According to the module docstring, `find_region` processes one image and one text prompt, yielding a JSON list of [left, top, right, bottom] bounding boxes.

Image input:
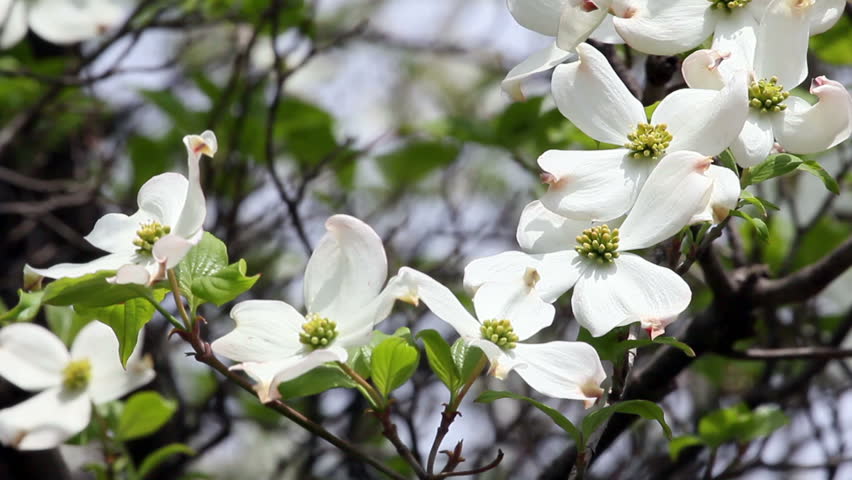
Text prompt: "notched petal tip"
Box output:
[[183, 130, 218, 158], [523, 267, 540, 289], [22, 265, 43, 292]]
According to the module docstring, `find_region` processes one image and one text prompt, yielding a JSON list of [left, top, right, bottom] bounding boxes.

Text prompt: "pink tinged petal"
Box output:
[[572, 253, 691, 337], [730, 112, 775, 167], [551, 43, 645, 145], [0, 387, 91, 450], [538, 148, 651, 222], [27, 251, 139, 280], [555, 0, 611, 51], [211, 300, 306, 364], [472, 277, 555, 341], [396, 267, 481, 339], [174, 131, 217, 239], [507, 0, 570, 35], [137, 172, 189, 227], [0, 0, 29, 49], [654, 71, 749, 157], [108, 264, 151, 286], [710, 11, 758, 72], [84, 210, 151, 254], [152, 234, 194, 269], [28, 0, 130, 45], [511, 342, 606, 400], [0, 323, 68, 391], [502, 42, 575, 101], [71, 321, 154, 404], [681, 50, 729, 90], [702, 165, 741, 224], [612, 0, 715, 55], [468, 338, 517, 380], [754, 0, 810, 87], [304, 215, 388, 322], [517, 200, 591, 254], [618, 151, 713, 251], [807, 0, 844, 35], [464, 250, 584, 304], [588, 14, 623, 43], [772, 77, 852, 155]]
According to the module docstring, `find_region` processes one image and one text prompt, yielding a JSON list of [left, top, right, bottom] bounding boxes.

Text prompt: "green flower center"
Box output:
[[133, 221, 171, 255], [575, 225, 620, 264], [708, 0, 752, 11], [749, 77, 790, 113], [62, 359, 92, 391], [624, 123, 672, 160], [480, 319, 519, 350], [299, 314, 338, 350]]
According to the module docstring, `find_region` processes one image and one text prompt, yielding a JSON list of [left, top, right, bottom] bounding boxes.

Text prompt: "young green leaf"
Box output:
[[743, 153, 802, 185], [371, 336, 420, 398], [76, 292, 164, 367], [40, 271, 153, 308], [717, 150, 738, 173], [451, 338, 485, 381], [0, 289, 44, 324], [117, 392, 177, 441], [277, 365, 358, 400], [137, 443, 195, 479], [476, 390, 582, 447], [731, 210, 769, 243], [581, 400, 672, 442], [176, 232, 258, 313], [417, 330, 461, 392], [669, 435, 705, 461], [189, 259, 259, 307], [798, 159, 840, 194], [653, 336, 696, 357]]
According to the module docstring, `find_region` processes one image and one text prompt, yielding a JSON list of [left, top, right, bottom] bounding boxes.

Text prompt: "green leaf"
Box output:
[[417, 330, 460, 392], [451, 338, 485, 381], [476, 390, 582, 447], [743, 153, 802, 185], [731, 210, 769, 243], [717, 150, 738, 173], [190, 259, 259, 307], [669, 435, 705, 461], [45, 305, 90, 346], [277, 365, 358, 400], [581, 400, 672, 442], [117, 392, 177, 441], [643, 100, 661, 120], [739, 190, 767, 217], [0, 289, 44, 324], [653, 336, 696, 357], [798, 159, 840, 195], [137, 443, 195, 479], [76, 291, 165, 367], [698, 404, 749, 447], [41, 271, 153, 308], [376, 141, 460, 187], [348, 328, 410, 379], [495, 97, 545, 148], [370, 336, 420, 398], [735, 405, 789, 443]]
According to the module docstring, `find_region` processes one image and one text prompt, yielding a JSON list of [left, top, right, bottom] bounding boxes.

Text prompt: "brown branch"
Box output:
[[728, 346, 852, 360]]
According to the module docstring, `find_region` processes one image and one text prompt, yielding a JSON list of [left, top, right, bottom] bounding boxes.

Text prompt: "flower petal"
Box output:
[[502, 42, 575, 101], [618, 151, 713, 251], [681, 49, 728, 90], [152, 234, 194, 269], [137, 172, 189, 227], [612, 0, 715, 55], [28, 0, 129, 45], [304, 215, 388, 322], [807, 0, 844, 35], [0, 0, 29, 49], [701, 165, 741, 224], [472, 276, 555, 341], [464, 250, 583, 303], [517, 200, 591, 254], [511, 341, 606, 400], [212, 300, 306, 364], [730, 112, 775, 167], [653, 71, 749, 157], [469, 338, 518, 380], [84, 210, 151, 254], [71, 321, 154, 404], [772, 77, 852, 155], [396, 267, 481, 339], [335, 273, 415, 348], [108, 264, 151, 286], [538, 148, 651, 221], [555, 0, 611, 51], [27, 251, 138, 280], [236, 347, 347, 403], [507, 0, 569, 35], [0, 387, 91, 451], [588, 14, 623, 43], [753, 0, 810, 88], [0, 323, 67, 391], [551, 43, 645, 145], [173, 131, 217, 239], [572, 253, 691, 337], [711, 11, 757, 72]]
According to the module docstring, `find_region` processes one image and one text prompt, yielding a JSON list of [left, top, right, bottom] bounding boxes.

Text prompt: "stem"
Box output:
[[90, 405, 116, 480], [337, 361, 385, 410], [167, 269, 191, 328], [704, 447, 718, 480], [144, 295, 184, 330], [426, 354, 489, 475]]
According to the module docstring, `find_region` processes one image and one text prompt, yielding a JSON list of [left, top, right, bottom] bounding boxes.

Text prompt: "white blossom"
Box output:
[[0, 0, 133, 49]]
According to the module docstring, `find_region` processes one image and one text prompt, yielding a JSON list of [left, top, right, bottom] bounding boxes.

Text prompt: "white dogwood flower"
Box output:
[[466, 151, 715, 338], [397, 266, 607, 405], [211, 215, 411, 403], [0, 0, 132, 49], [682, 2, 852, 167], [27, 131, 217, 282], [0, 321, 154, 450], [540, 42, 747, 222]]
